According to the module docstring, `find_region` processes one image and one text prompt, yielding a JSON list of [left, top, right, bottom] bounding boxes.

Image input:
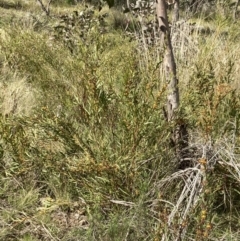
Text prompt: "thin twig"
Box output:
[[36, 0, 52, 16], [40, 221, 61, 241], [233, 0, 240, 20], [109, 200, 135, 207]]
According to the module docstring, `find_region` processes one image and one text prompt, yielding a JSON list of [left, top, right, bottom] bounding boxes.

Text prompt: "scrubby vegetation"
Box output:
[[0, 0, 240, 240]]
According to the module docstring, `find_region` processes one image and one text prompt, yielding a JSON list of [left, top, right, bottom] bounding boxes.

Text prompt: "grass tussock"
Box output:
[[0, 1, 240, 240]]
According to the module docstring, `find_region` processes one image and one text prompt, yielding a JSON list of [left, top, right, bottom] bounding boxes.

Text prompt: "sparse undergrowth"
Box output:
[[0, 1, 240, 240]]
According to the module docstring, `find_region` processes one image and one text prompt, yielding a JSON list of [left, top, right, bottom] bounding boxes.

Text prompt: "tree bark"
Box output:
[[156, 0, 178, 121], [156, 0, 189, 169]]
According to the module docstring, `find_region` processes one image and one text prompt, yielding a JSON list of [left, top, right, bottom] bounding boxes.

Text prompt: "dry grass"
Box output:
[[0, 75, 38, 116], [0, 1, 240, 240]]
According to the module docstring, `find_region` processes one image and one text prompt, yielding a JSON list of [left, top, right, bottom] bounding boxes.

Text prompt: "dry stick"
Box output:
[[36, 0, 52, 16], [156, 0, 189, 168], [233, 0, 240, 20], [46, 0, 52, 13], [189, 0, 203, 14]]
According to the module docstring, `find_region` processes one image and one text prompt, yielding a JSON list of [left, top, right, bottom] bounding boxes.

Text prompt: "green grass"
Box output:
[[0, 1, 240, 240]]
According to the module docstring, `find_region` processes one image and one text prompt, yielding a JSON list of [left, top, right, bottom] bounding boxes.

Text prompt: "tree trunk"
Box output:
[[156, 0, 189, 169], [156, 0, 178, 121]]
